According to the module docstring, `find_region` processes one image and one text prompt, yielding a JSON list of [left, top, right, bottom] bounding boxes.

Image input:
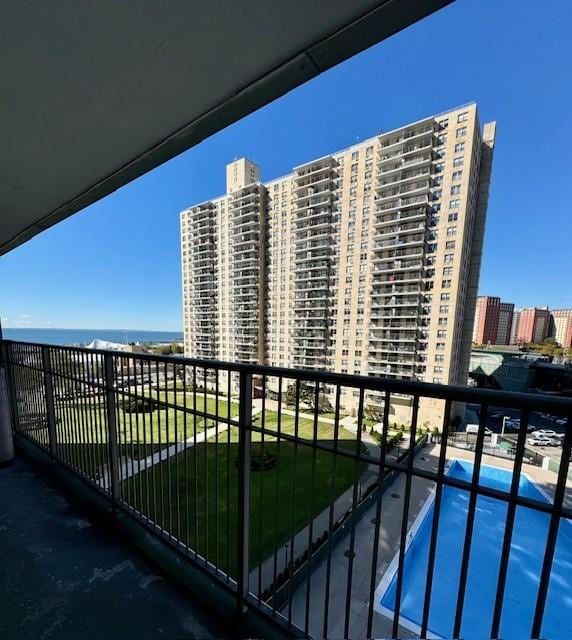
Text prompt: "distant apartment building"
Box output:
[[496, 302, 515, 345], [472, 297, 514, 345], [549, 309, 572, 348], [181, 104, 496, 424], [510, 309, 520, 344], [472, 296, 500, 344], [516, 307, 550, 344]]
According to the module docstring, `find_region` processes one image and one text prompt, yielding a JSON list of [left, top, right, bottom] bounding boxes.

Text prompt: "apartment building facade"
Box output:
[[181, 104, 496, 424], [516, 307, 550, 344], [472, 296, 514, 345], [549, 309, 572, 349], [472, 296, 501, 344]]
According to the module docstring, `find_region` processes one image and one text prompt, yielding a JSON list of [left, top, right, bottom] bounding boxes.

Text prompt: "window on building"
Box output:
[[456, 126, 467, 138], [439, 305, 449, 313], [457, 112, 469, 123], [452, 170, 463, 181], [351, 151, 359, 160], [441, 280, 451, 288], [440, 293, 450, 301], [437, 330, 447, 338], [446, 226, 456, 236], [450, 199, 460, 209], [445, 240, 456, 250], [453, 156, 464, 167], [443, 266, 453, 276], [448, 212, 458, 222], [450, 185, 461, 195]]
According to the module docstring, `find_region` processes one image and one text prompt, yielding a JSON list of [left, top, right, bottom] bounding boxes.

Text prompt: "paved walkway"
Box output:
[[248, 463, 379, 594], [100, 405, 261, 487]]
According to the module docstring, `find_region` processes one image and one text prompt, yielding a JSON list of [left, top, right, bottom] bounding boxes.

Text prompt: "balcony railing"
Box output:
[[2, 339, 572, 639]]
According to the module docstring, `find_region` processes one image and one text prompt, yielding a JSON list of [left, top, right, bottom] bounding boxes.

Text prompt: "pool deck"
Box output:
[[286, 442, 569, 639], [0, 456, 232, 639]]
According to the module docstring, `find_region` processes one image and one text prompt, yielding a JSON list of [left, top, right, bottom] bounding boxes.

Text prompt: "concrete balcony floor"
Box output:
[[0, 456, 231, 639]]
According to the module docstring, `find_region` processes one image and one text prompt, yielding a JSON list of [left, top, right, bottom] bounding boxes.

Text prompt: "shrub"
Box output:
[[122, 397, 155, 413]]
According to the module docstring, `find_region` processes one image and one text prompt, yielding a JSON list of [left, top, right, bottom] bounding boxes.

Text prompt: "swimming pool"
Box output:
[[376, 459, 572, 639]]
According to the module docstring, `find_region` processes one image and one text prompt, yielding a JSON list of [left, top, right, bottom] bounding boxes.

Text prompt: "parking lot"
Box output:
[[467, 404, 568, 465]]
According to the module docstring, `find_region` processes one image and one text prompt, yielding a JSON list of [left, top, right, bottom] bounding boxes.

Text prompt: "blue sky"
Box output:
[[1, 0, 571, 331]]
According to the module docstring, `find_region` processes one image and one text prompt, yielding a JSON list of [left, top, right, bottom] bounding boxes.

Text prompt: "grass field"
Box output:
[[50, 391, 239, 477], [123, 409, 368, 577]]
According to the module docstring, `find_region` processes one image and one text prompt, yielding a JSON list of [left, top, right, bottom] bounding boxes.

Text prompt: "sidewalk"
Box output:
[[248, 462, 379, 594], [100, 405, 262, 487]]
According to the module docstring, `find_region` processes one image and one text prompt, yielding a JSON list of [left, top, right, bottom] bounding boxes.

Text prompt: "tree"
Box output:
[[529, 337, 563, 360], [364, 404, 383, 423], [285, 383, 297, 407]]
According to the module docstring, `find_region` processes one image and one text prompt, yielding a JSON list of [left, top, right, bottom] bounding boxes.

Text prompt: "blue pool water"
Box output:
[[379, 460, 572, 639]]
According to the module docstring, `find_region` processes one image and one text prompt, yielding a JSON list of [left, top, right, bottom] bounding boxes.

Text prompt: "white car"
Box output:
[[531, 429, 559, 438], [527, 436, 552, 447], [555, 418, 567, 426]]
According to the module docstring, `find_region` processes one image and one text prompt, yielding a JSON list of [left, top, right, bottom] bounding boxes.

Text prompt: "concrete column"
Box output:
[[0, 366, 14, 464]]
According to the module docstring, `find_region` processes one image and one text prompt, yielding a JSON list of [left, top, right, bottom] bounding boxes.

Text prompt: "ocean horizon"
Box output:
[[1, 327, 183, 347]]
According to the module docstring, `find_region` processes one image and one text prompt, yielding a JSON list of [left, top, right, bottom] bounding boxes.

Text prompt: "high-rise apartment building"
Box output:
[[472, 296, 514, 345], [496, 302, 515, 345], [549, 309, 572, 349], [516, 307, 550, 344], [181, 104, 496, 424], [510, 310, 521, 344], [472, 296, 501, 344]]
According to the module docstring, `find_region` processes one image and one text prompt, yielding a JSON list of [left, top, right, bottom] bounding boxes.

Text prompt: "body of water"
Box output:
[[2, 328, 183, 346], [378, 459, 572, 639]]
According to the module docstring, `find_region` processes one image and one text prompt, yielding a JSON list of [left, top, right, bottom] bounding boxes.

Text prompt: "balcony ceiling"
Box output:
[[0, 0, 451, 256]]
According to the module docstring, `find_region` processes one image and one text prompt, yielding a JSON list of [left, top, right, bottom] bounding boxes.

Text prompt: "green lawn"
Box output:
[[123, 411, 368, 577], [51, 391, 239, 479]]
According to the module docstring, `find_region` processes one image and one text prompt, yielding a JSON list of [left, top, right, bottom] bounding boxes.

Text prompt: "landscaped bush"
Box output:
[[122, 397, 156, 413]]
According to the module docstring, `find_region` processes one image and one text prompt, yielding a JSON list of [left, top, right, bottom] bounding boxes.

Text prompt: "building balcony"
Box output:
[[2, 340, 571, 640]]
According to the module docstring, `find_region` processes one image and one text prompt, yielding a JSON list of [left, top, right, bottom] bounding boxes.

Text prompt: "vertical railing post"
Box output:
[[41, 346, 58, 460], [0, 341, 15, 463], [236, 368, 253, 615], [104, 353, 121, 508], [2, 341, 19, 433]]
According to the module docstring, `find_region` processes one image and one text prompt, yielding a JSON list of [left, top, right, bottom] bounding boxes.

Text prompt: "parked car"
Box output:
[[531, 429, 559, 438], [527, 436, 552, 447], [548, 437, 563, 447], [465, 424, 493, 435], [555, 418, 567, 426]]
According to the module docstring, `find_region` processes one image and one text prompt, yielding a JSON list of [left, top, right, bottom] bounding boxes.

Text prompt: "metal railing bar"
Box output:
[[530, 412, 572, 639], [490, 408, 530, 638], [286, 378, 301, 625], [303, 381, 321, 635], [452, 402, 489, 638], [344, 386, 366, 639], [270, 374, 283, 608], [392, 394, 419, 637], [4, 339, 572, 414], [420, 398, 452, 638], [366, 390, 392, 638], [322, 383, 342, 638]]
